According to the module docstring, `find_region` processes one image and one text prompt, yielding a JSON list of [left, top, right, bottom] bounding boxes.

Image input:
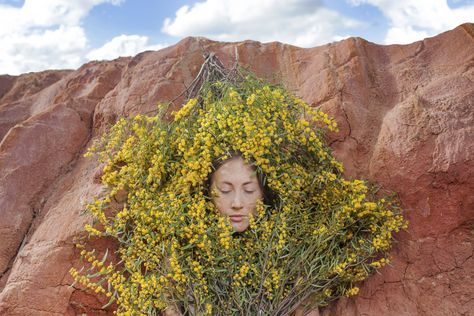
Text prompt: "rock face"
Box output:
[[0, 24, 473, 315]]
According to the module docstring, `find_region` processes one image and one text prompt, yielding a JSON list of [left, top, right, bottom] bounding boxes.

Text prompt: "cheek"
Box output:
[[244, 193, 262, 211], [213, 196, 229, 214], [250, 190, 263, 203]]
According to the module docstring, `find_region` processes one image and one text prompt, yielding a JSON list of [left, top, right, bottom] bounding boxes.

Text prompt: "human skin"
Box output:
[[210, 156, 263, 232]]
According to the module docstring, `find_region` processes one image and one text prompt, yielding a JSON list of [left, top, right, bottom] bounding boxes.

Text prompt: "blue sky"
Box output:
[[0, 0, 473, 75]]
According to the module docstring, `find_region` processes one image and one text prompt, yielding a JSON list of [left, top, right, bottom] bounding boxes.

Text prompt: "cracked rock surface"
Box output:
[[0, 23, 473, 315]]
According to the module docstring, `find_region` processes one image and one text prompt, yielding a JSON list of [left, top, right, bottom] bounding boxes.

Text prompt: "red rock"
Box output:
[[0, 23, 473, 315]]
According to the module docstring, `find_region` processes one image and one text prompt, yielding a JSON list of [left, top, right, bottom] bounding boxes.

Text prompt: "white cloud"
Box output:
[[349, 0, 474, 44], [162, 0, 363, 48], [384, 26, 429, 45], [86, 35, 168, 61], [0, 0, 125, 75], [1, 25, 87, 75]]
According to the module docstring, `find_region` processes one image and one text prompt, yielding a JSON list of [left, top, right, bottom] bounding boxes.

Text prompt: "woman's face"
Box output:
[[210, 156, 263, 232]]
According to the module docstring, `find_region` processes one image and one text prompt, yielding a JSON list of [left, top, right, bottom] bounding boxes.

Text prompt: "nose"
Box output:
[[231, 192, 243, 210]]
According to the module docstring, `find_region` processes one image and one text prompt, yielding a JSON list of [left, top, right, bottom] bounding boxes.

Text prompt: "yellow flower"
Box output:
[[345, 287, 359, 297]]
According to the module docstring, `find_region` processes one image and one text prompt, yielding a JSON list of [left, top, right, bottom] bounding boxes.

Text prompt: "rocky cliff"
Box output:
[[0, 23, 473, 315]]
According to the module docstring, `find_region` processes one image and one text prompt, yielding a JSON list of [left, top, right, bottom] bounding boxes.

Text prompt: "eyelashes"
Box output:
[[218, 189, 256, 194]]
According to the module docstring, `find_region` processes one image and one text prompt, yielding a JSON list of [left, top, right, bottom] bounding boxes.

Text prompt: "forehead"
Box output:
[[212, 157, 258, 183]]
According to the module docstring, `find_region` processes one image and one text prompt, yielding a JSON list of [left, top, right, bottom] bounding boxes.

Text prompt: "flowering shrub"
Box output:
[[70, 74, 407, 315]]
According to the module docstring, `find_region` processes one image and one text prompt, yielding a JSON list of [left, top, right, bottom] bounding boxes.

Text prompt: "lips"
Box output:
[[229, 215, 245, 223]]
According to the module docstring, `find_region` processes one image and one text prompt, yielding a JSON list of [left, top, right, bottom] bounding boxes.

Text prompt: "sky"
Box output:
[[0, 0, 473, 75]]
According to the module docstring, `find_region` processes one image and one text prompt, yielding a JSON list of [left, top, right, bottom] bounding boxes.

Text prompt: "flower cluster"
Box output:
[[71, 74, 407, 315]]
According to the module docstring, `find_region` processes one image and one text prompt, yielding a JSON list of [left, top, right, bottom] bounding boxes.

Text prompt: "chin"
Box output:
[[231, 222, 249, 233]]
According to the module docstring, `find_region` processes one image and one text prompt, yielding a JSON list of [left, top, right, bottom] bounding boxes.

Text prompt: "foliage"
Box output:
[[70, 72, 407, 316]]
